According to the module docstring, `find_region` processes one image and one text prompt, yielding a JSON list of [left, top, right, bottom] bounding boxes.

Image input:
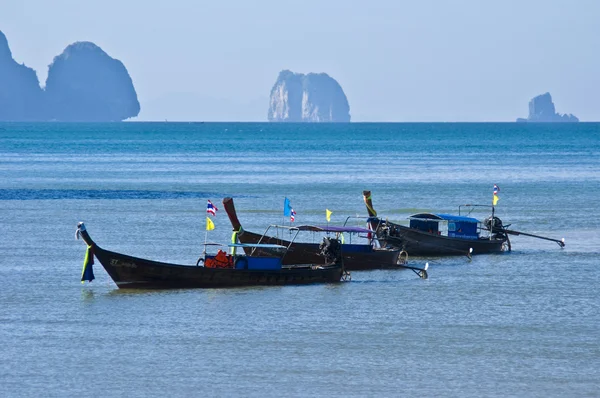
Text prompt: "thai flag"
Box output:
[[206, 200, 218, 216], [493, 184, 499, 195], [290, 209, 296, 222]]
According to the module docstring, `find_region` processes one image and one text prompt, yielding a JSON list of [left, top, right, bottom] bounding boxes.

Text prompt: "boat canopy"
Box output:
[[409, 213, 479, 223], [295, 225, 372, 234], [408, 213, 479, 239]]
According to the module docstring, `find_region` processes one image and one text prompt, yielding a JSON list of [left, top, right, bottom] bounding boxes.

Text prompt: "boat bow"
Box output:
[[76, 222, 96, 249]]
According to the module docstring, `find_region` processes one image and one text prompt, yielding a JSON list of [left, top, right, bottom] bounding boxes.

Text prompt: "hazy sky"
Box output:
[[1, 0, 599, 121]]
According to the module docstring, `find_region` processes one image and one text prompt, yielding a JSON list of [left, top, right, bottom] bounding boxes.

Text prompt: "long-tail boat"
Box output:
[[223, 197, 428, 278], [363, 190, 564, 256], [75, 222, 346, 289]]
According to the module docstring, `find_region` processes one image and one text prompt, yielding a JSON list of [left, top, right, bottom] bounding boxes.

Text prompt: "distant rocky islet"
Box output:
[[268, 70, 351, 122], [0, 30, 139, 122], [516, 92, 578, 123], [0, 31, 45, 121], [0, 30, 585, 123]]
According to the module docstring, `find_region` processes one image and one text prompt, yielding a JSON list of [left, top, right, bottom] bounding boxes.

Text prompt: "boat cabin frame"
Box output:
[[256, 223, 378, 247]]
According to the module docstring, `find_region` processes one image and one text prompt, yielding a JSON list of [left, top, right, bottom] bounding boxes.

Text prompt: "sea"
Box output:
[[0, 122, 599, 397]]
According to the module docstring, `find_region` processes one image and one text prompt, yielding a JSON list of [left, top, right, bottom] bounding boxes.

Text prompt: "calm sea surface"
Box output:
[[1, 122, 599, 397]]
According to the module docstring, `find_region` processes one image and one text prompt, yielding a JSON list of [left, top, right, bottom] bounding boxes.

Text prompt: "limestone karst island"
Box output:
[[0, 30, 139, 122], [517, 92, 578, 123], [268, 70, 351, 122]]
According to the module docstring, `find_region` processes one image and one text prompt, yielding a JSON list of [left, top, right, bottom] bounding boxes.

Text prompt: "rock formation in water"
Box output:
[[268, 70, 350, 122], [0, 31, 139, 122], [45, 42, 140, 121], [516, 92, 578, 123], [0, 31, 45, 121]]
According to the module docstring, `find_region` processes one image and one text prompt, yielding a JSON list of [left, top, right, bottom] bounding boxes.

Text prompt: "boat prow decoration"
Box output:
[[77, 222, 96, 283], [363, 190, 379, 232], [223, 197, 243, 232]]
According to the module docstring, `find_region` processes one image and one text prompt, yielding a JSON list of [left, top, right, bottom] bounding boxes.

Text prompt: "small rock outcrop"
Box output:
[[268, 70, 350, 122], [516, 92, 578, 123], [0, 31, 45, 121], [0, 31, 139, 122], [45, 42, 140, 121]]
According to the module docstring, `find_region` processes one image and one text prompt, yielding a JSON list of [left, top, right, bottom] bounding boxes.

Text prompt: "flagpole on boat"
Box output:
[[490, 198, 494, 241], [490, 184, 498, 240], [283, 197, 289, 228], [204, 200, 217, 257], [204, 216, 212, 259], [203, 201, 207, 258], [326, 209, 332, 237], [203, 228, 208, 258]]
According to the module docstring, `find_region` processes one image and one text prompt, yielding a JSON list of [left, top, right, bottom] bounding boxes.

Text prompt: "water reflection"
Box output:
[[80, 287, 96, 302]]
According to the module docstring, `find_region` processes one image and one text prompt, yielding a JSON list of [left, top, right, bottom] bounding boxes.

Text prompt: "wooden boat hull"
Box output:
[[76, 225, 343, 289], [363, 190, 508, 256], [222, 197, 402, 270], [233, 229, 402, 270], [374, 223, 506, 256], [93, 246, 342, 289]]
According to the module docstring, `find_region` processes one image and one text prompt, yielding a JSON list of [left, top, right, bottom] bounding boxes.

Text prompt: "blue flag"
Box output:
[[284, 197, 292, 217]]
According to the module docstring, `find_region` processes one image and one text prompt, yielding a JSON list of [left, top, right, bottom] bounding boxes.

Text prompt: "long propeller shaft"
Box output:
[[502, 228, 565, 247], [484, 227, 565, 247]]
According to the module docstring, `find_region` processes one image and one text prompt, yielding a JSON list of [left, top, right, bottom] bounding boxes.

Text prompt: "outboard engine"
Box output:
[[484, 216, 507, 239], [382, 223, 399, 237], [319, 237, 342, 265], [484, 216, 503, 230]]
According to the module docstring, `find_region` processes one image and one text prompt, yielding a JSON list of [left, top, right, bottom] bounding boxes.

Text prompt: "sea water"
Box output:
[[0, 122, 599, 397]]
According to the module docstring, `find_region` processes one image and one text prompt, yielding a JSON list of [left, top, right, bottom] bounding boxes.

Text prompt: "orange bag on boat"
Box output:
[[214, 250, 232, 268], [204, 258, 216, 268]]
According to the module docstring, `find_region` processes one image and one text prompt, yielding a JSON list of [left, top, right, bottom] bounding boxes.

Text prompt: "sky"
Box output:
[[1, 0, 599, 122]]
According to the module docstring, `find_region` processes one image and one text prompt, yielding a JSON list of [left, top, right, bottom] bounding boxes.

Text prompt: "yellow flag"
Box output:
[[326, 209, 332, 222], [206, 217, 215, 231], [493, 195, 499, 206]]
